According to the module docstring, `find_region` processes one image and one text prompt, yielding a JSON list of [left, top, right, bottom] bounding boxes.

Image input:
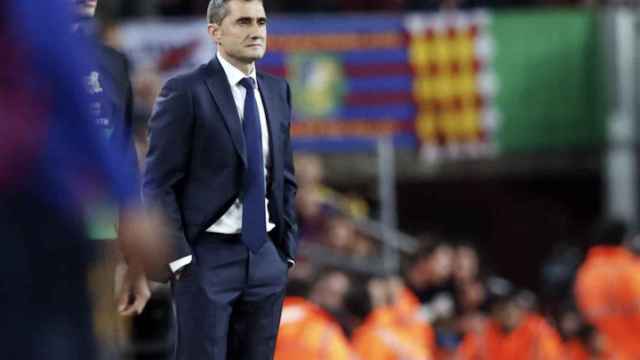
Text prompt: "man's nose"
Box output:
[[248, 33, 264, 42], [248, 23, 265, 35]]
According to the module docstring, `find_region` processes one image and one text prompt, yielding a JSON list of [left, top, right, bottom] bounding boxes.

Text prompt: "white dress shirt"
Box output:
[[169, 53, 277, 273]]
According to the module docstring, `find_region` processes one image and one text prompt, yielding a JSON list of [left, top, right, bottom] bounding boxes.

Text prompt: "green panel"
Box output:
[[86, 201, 118, 241], [492, 10, 605, 153]]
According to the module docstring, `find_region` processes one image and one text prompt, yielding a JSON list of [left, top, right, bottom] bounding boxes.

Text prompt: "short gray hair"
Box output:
[[207, 0, 263, 25]]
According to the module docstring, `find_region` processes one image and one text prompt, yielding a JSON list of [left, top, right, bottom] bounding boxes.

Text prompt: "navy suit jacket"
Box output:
[[143, 58, 298, 269]]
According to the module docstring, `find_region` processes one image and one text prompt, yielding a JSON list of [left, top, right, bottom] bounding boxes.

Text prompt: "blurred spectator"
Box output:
[[343, 276, 375, 336], [130, 66, 162, 168], [351, 276, 436, 360], [294, 153, 324, 189], [452, 242, 486, 318], [402, 238, 458, 354], [348, 232, 378, 257], [452, 242, 480, 286], [456, 279, 486, 315], [294, 185, 327, 243], [574, 220, 640, 358], [555, 305, 592, 360], [404, 239, 456, 308], [98, 0, 608, 18], [275, 297, 354, 360], [556, 304, 584, 341], [309, 270, 352, 314], [293, 152, 375, 257], [457, 278, 564, 360], [563, 329, 590, 360], [324, 213, 359, 255], [541, 243, 584, 302], [295, 154, 328, 243], [308, 269, 364, 336], [337, 0, 406, 10]]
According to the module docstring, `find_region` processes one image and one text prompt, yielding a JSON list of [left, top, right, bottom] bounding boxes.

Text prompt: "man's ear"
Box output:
[[207, 23, 221, 45]]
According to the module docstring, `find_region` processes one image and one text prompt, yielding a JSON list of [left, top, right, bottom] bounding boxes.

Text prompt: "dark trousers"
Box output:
[[172, 232, 288, 360]]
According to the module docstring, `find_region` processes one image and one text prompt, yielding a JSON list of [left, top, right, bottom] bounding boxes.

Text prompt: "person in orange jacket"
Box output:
[[351, 277, 436, 360], [563, 325, 632, 360], [456, 279, 564, 360], [556, 305, 590, 360], [275, 296, 355, 360], [574, 221, 640, 358], [565, 338, 590, 360]]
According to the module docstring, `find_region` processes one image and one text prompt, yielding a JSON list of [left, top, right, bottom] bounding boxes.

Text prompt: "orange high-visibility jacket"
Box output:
[[564, 339, 589, 360], [563, 336, 632, 360], [275, 297, 354, 360], [352, 287, 435, 360], [575, 246, 640, 357], [456, 314, 564, 360]]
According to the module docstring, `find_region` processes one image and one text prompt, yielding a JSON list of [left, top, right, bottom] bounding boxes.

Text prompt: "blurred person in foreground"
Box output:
[[0, 1, 167, 358], [456, 278, 564, 360], [351, 276, 436, 360], [72, 0, 152, 318], [574, 220, 640, 358], [143, 0, 298, 358]]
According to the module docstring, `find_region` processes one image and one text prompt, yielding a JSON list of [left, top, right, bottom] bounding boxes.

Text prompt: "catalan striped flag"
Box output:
[[406, 11, 498, 162]]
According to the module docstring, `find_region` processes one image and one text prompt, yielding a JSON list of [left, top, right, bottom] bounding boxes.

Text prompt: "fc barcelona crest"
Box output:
[[85, 71, 103, 95]]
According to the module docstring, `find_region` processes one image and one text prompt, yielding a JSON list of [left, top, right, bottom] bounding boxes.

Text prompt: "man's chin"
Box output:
[[244, 48, 266, 61]]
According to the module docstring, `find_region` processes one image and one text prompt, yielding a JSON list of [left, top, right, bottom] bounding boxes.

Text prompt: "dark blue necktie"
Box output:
[[239, 77, 267, 253]]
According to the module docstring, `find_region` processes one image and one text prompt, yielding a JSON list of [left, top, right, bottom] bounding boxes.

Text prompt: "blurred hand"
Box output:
[[115, 262, 151, 316], [118, 205, 171, 280]]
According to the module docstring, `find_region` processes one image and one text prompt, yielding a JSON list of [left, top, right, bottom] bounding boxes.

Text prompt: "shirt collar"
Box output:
[[216, 52, 257, 88]]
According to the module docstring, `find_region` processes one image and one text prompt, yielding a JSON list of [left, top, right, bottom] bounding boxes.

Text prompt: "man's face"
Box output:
[[74, 0, 98, 17], [209, 0, 267, 67]]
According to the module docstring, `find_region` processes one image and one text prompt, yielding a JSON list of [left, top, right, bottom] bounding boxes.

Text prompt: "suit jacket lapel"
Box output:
[[204, 59, 247, 167], [257, 74, 280, 183]]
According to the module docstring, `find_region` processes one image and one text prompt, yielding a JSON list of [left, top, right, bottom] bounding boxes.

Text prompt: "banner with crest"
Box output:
[[117, 11, 602, 157]]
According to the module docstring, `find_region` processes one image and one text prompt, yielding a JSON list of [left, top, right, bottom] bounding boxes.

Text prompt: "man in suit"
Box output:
[[73, 0, 152, 316], [143, 0, 298, 359]]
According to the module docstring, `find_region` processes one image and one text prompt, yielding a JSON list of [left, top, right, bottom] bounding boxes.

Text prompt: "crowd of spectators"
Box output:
[[100, 0, 610, 20], [266, 155, 640, 359]]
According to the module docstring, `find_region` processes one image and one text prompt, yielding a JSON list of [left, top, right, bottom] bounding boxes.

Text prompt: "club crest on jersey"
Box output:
[[85, 71, 103, 95]]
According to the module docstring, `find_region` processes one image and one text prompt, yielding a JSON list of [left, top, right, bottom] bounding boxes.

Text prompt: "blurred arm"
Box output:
[[142, 78, 194, 274]]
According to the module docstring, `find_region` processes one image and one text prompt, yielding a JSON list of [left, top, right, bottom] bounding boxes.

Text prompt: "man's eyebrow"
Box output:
[[235, 16, 268, 22]]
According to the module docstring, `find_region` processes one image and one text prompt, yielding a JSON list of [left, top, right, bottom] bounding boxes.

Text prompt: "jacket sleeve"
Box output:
[[142, 77, 194, 262], [282, 81, 299, 260]]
